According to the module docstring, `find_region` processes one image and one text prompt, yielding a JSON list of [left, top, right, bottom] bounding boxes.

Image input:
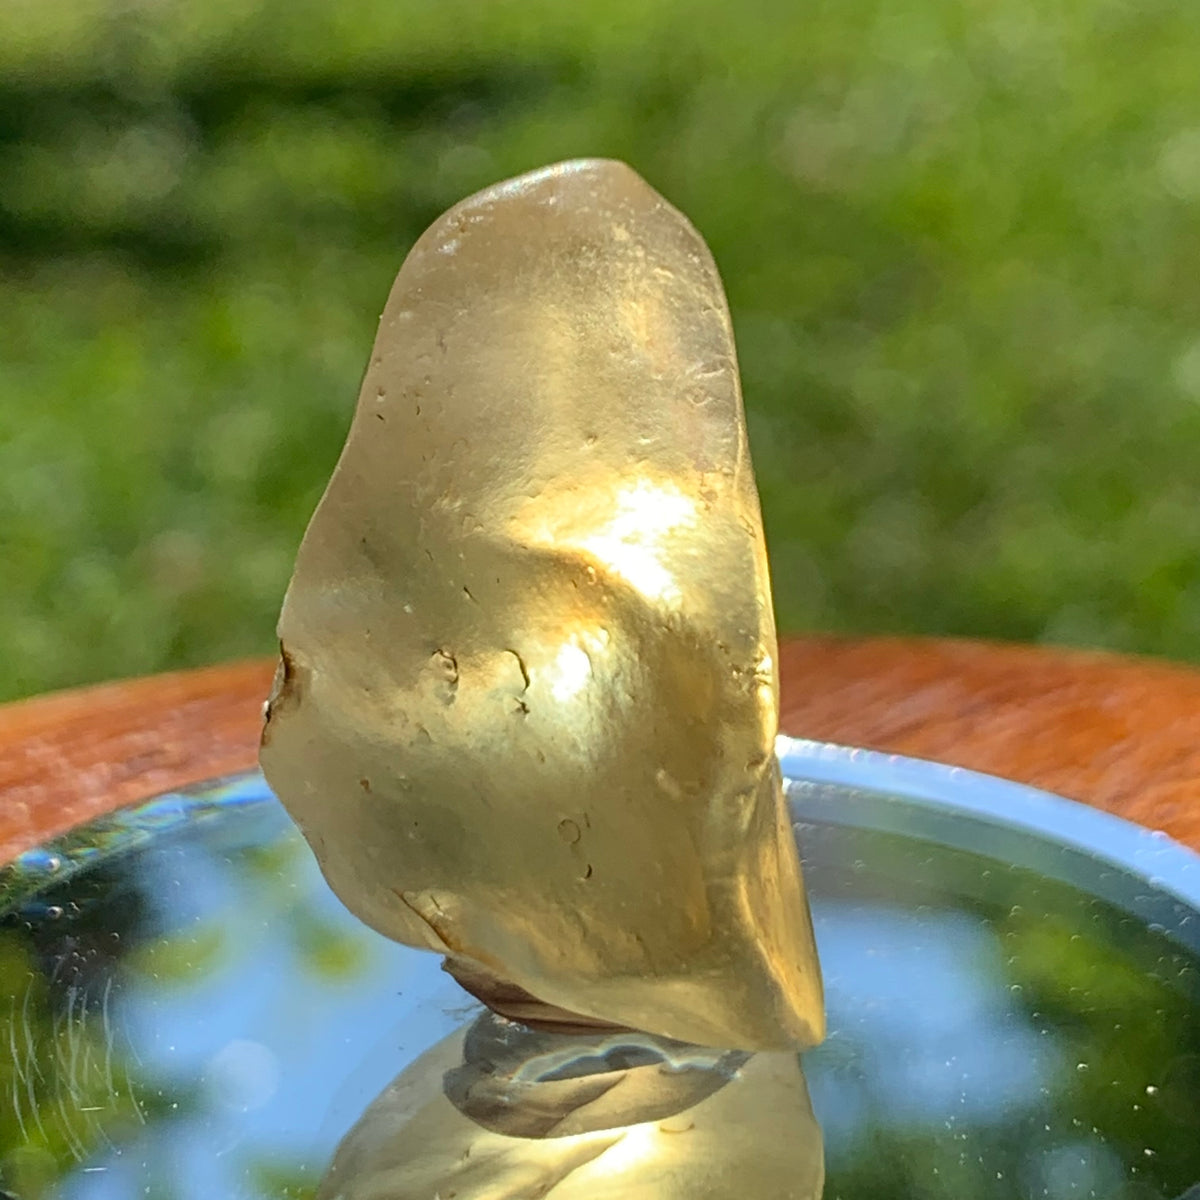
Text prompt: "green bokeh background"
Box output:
[[4, 0, 1200, 703]]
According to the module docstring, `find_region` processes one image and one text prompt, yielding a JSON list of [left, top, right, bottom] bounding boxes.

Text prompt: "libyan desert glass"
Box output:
[[261, 158, 822, 1053], [2, 741, 1200, 1198]]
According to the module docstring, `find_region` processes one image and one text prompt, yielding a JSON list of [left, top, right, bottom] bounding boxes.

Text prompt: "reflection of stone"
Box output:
[[260, 158, 823, 1051], [318, 1012, 824, 1199], [442, 1012, 750, 1139]]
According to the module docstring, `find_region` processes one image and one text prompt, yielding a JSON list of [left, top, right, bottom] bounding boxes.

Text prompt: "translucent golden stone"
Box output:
[[318, 1014, 824, 1199], [260, 159, 824, 1051]]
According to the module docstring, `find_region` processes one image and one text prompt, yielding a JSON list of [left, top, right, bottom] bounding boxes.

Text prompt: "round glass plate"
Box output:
[[3, 738, 1200, 1199]]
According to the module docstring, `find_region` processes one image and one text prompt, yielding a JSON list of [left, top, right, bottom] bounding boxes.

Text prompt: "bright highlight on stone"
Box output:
[[260, 158, 824, 1051]]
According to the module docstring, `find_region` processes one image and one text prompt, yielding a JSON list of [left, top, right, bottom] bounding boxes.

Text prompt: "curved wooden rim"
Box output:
[[2, 636, 1199, 865]]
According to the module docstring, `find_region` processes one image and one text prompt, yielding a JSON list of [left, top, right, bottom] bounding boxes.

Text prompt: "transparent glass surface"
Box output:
[[2, 739, 1200, 1199]]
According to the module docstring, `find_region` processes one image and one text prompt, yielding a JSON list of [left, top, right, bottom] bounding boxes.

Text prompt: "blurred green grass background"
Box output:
[[3, 0, 1200, 703]]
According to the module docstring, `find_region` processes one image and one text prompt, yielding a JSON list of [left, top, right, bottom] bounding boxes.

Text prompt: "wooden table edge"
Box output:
[[2, 636, 1199, 865]]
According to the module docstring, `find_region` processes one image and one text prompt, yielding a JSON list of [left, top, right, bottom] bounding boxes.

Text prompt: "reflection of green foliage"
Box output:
[[289, 911, 368, 982], [1003, 908, 1200, 1191], [225, 835, 375, 987], [830, 1128, 1020, 1200], [0, 932, 146, 1197], [128, 921, 227, 986], [246, 1157, 319, 1199], [0, 811, 351, 1195], [811, 827, 1200, 1200], [235, 837, 305, 882]]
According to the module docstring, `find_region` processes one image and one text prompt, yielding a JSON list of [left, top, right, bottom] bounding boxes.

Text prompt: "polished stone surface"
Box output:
[[259, 160, 822, 1051]]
